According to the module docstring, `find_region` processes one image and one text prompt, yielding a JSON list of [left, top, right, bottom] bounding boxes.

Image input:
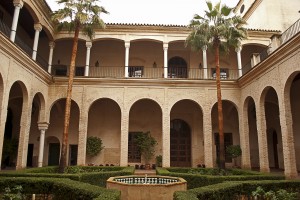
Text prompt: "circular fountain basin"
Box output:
[[106, 175, 187, 200]]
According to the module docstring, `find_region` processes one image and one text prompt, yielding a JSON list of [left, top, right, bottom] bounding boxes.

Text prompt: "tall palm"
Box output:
[[52, 0, 108, 173], [186, 1, 247, 169]]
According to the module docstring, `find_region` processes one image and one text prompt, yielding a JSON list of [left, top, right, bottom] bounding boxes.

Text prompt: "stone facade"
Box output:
[[0, 0, 299, 179]]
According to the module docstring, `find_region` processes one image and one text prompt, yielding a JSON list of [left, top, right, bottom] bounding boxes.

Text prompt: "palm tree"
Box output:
[[186, 1, 247, 169], [52, 0, 108, 173]]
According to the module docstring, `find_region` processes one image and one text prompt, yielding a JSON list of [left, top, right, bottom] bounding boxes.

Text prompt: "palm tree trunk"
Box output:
[[215, 44, 225, 169], [59, 21, 80, 173]]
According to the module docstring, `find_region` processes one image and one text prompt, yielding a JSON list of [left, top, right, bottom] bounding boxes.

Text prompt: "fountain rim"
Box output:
[[107, 175, 187, 186]]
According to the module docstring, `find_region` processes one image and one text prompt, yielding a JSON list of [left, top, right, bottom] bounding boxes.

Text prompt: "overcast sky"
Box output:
[[46, 0, 239, 25]]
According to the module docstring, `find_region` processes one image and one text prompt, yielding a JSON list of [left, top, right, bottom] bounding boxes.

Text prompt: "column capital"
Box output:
[[163, 43, 168, 50], [34, 23, 43, 32], [125, 41, 130, 48], [13, 0, 24, 8], [38, 122, 49, 131], [235, 46, 242, 52], [86, 41, 92, 48], [202, 45, 207, 51], [49, 41, 55, 48]]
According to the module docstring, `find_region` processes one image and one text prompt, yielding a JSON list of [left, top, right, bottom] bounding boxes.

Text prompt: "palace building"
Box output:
[[0, 0, 299, 178]]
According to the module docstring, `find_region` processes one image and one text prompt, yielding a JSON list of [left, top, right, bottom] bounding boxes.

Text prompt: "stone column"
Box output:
[[203, 105, 214, 168], [84, 42, 92, 76], [16, 100, 31, 169], [124, 41, 130, 78], [10, 0, 23, 42], [236, 46, 242, 77], [278, 95, 297, 178], [256, 102, 270, 172], [162, 91, 170, 167], [37, 122, 49, 167], [239, 105, 251, 169], [32, 23, 43, 60], [202, 45, 208, 79], [163, 43, 168, 78], [120, 108, 129, 166], [48, 41, 55, 73]]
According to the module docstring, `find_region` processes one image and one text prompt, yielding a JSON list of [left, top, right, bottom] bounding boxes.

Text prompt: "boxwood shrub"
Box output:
[[156, 167, 285, 189], [0, 177, 120, 200], [174, 180, 300, 200]]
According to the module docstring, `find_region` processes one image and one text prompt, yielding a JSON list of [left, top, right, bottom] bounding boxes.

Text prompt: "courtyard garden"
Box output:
[[0, 166, 299, 199]]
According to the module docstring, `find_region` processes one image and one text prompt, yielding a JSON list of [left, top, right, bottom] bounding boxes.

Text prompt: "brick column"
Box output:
[[77, 95, 88, 165], [239, 104, 251, 169], [203, 105, 214, 168], [0, 90, 9, 170], [16, 99, 31, 169], [120, 108, 129, 166], [162, 92, 170, 167], [279, 95, 297, 178], [256, 102, 270, 172]]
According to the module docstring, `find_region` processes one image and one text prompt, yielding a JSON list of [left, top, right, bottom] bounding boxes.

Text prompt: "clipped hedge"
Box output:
[[174, 180, 300, 200], [156, 168, 285, 189], [0, 166, 134, 187], [0, 177, 120, 200]]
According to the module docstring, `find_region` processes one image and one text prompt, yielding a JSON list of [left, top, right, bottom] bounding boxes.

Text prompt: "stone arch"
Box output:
[[243, 96, 259, 169], [32, 92, 46, 122], [284, 71, 300, 171], [170, 99, 204, 167], [128, 97, 163, 113], [47, 98, 80, 122], [87, 98, 122, 166], [23, 2, 40, 23], [168, 56, 188, 78], [128, 98, 162, 164], [211, 100, 240, 167], [260, 86, 284, 170], [47, 98, 80, 166]]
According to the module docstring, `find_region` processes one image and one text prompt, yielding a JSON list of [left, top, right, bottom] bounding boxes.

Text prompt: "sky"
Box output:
[[46, 0, 239, 25]]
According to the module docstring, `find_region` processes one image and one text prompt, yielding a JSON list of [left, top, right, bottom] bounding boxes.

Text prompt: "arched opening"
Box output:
[[26, 93, 45, 167], [128, 99, 162, 165], [264, 87, 284, 170], [47, 99, 79, 166], [46, 136, 60, 166], [290, 73, 300, 170], [211, 100, 240, 167], [170, 99, 203, 167], [246, 97, 260, 169], [168, 56, 187, 78], [241, 44, 268, 74], [87, 98, 121, 165], [170, 119, 191, 167], [1, 82, 24, 169]]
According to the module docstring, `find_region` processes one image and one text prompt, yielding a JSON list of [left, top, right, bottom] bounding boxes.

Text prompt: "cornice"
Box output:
[[0, 33, 52, 84], [52, 77, 239, 89], [238, 32, 300, 87]]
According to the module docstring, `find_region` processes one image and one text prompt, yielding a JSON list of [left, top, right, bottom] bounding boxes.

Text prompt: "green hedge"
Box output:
[[0, 166, 134, 187], [174, 180, 300, 200], [0, 177, 120, 200], [156, 168, 285, 189]]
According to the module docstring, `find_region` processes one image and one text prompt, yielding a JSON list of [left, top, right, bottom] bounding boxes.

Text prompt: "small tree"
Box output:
[[134, 132, 157, 165], [226, 145, 242, 167], [86, 136, 104, 157]]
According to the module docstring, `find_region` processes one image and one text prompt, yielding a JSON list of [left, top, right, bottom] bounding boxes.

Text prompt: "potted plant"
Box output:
[[226, 145, 242, 167], [134, 132, 157, 170]]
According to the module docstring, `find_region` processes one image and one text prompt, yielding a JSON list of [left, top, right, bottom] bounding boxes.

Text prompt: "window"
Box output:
[[240, 4, 245, 14], [128, 132, 141, 163]]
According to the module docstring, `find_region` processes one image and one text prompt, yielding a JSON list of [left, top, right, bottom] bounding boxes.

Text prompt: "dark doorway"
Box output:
[[69, 145, 78, 166], [215, 133, 233, 163], [26, 144, 34, 167], [128, 132, 141, 163], [170, 119, 191, 167], [48, 143, 60, 166], [273, 131, 279, 169]]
